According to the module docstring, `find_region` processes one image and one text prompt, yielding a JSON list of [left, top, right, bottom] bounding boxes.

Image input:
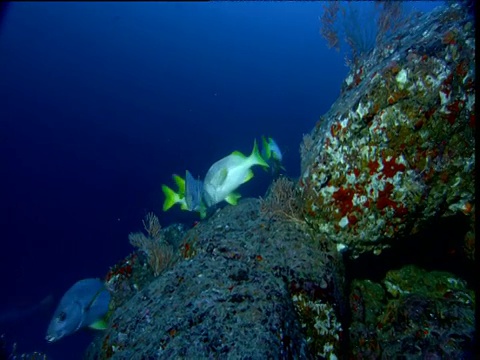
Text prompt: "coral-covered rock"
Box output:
[[86, 199, 345, 359], [349, 265, 475, 358], [300, 3, 475, 258]]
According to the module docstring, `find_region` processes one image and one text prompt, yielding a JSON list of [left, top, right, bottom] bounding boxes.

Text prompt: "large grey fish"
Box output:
[[203, 140, 269, 207], [45, 278, 110, 343]]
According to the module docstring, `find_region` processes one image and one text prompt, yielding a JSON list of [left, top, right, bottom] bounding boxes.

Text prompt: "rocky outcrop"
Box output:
[[86, 199, 345, 359], [300, 2, 475, 258]]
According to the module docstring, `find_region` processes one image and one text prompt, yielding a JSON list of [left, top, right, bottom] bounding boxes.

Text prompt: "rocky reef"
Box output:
[[87, 199, 346, 359], [85, 3, 475, 359]]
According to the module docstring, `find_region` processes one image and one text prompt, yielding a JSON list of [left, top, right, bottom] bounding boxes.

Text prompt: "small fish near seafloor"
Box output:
[[261, 135, 285, 175], [162, 171, 207, 218], [45, 278, 110, 343], [184, 170, 207, 218]]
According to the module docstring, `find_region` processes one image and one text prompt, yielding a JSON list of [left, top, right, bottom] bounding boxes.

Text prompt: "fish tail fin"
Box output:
[[162, 184, 182, 211], [250, 139, 269, 168], [262, 135, 272, 160], [261, 135, 271, 172], [172, 174, 186, 195]]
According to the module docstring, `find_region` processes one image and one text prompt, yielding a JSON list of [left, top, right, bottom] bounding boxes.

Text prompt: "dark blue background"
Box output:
[[0, 2, 441, 358]]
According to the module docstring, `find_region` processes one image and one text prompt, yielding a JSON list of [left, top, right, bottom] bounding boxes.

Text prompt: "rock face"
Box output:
[[300, 3, 475, 258], [349, 265, 475, 358], [86, 199, 345, 359]]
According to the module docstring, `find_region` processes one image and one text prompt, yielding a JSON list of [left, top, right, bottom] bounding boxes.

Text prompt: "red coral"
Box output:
[[455, 60, 469, 78], [424, 107, 437, 120], [445, 100, 464, 125], [348, 214, 359, 226], [332, 186, 355, 216], [382, 157, 406, 178], [395, 205, 408, 217], [330, 122, 343, 137], [376, 182, 396, 210], [414, 119, 424, 130], [377, 196, 397, 210], [442, 31, 456, 45], [368, 160, 380, 175]]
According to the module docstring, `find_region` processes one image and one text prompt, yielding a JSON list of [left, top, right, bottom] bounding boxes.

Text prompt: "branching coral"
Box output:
[[129, 213, 177, 276], [260, 177, 305, 225]]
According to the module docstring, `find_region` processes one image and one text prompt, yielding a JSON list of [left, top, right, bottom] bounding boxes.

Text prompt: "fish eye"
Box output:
[[57, 311, 67, 322]]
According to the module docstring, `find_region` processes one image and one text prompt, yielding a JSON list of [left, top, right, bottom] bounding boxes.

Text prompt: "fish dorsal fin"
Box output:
[[231, 150, 246, 158]]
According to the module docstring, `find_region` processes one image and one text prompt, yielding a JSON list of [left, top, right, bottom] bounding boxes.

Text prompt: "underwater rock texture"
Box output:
[[86, 199, 345, 359], [349, 265, 475, 358], [300, 2, 475, 258]]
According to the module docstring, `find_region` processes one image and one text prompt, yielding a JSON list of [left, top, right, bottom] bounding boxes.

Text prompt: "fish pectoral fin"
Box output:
[[243, 169, 254, 183], [225, 192, 241, 205], [89, 318, 108, 330]]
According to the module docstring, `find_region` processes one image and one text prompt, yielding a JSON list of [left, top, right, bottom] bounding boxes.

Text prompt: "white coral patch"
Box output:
[[439, 90, 451, 106], [339, 216, 349, 228], [395, 69, 408, 88]]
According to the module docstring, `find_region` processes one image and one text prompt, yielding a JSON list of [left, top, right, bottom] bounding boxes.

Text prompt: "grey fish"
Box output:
[[45, 278, 110, 343], [184, 170, 206, 217], [203, 140, 269, 207], [261, 135, 285, 175]]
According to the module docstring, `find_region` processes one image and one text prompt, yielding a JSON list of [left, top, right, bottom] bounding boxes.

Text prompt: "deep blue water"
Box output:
[[0, 2, 442, 358]]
